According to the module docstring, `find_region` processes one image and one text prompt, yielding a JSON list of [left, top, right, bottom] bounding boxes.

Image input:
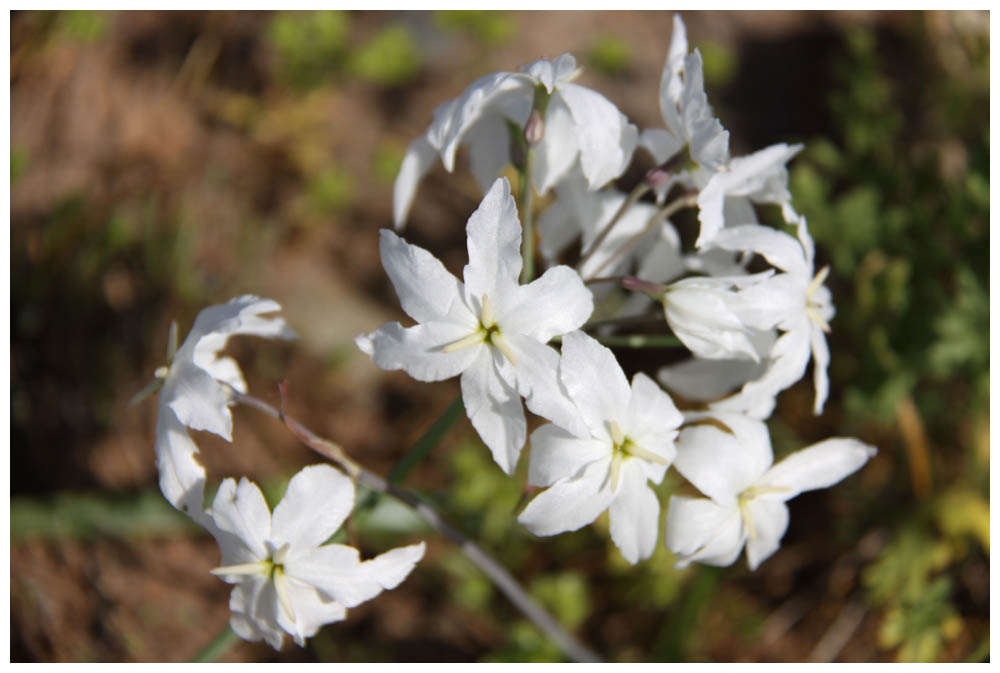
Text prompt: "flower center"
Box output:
[[442, 295, 518, 365], [736, 486, 791, 541], [605, 420, 669, 493]]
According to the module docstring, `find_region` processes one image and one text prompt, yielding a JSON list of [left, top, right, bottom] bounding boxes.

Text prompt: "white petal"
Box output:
[[638, 127, 684, 165], [393, 134, 438, 230], [744, 499, 789, 571], [536, 193, 579, 262], [658, 355, 765, 403], [355, 320, 481, 382], [524, 53, 577, 92], [504, 334, 589, 438], [662, 279, 760, 362], [279, 575, 346, 647], [228, 576, 283, 650], [757, 437, 877, 499], [810, 324, 831, 415], [557, 82, 637, 189], [461, 348, 526, 474], [558, 331, 630, 439], [518, 459, 615, 536], [501, 265, 593, 343], [271, 465, 354, 553], [153, 404, 212, 527], [428, 71, 531, 172], [209, 476, 272, 563], [673, 416, 771, 507], [165, 359, 234, 440], [527, 423, 610, 487], [200, 355, 247, 394], [186, 296, 295, 371], [608, 461, 660, 564], [711, 224, 810, 278], [665, 495, 745, 568], [362, 541, 425, 590], [625, 372, 681, 457], [533, 95, 580, 194], [463, 177, 523, 302], [466, 113, 513, 193], [288, 541, 422, 609], [379, 228, 464, 324]]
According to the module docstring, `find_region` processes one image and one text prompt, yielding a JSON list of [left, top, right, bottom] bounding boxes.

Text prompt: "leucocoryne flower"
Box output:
[[151, 295, 295, 526], [709, 215, 834, 415], [518, 331, 681, 564], [640, 14, 801, 249], [665, 411, 875, 570], [659, 216, 835, 418], [357, 178, 593, 474], [209, 464, 424, 650], [394, 53, 637, 229]]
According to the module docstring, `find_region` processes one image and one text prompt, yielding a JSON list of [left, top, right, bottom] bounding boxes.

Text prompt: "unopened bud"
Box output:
[[524, 110, 544, 147], [644, 165, 672, 189], [621, 275, 667, 299]]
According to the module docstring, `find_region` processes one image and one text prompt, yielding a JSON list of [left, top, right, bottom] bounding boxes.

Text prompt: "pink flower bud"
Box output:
[[523, 110, 545, 147]]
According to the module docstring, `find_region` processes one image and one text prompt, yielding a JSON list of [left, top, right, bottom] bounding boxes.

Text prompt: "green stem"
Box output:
[[388, 395, 464, 484], [193, 626, 239, 663], [519, 146, 536, 284]]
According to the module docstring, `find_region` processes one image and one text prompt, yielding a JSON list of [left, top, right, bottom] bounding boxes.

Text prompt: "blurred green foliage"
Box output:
[[307, 166, 356, 216], [588, 36, 633, 76], [11, 489, 201, 541], [435, 10, 514, 46], [267, 12, 421, 91], [266, 11, 350, 91], [791, 24, 989, 429], [348, 25, 421, 86], [789, 20, 988, 663], [698, 40, 738, 88]]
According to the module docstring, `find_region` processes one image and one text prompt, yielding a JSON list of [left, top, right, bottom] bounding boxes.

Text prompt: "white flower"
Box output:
[[152, 296, 295, 524], [708, 216, 835, 415], [639, 15, 801, 248], [518, 331, 682, 564], [665, 411, 875, 570], [393, 53, 638, 229], [640, 15, 730, 180], [357, 178, 593, 474], [209, 464, 425, 650]]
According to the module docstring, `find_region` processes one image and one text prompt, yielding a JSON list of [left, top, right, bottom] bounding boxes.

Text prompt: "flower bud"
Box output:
[[524, 110, 545, 147], [621, 275, 668, 298]]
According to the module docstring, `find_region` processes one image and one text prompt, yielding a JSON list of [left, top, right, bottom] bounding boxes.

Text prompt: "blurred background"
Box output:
[[10, 10, 989, 662]]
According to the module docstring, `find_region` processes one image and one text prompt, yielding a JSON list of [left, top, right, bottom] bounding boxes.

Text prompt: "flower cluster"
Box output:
[[360, 14, 875, 569], [143, 13, 876, 656]]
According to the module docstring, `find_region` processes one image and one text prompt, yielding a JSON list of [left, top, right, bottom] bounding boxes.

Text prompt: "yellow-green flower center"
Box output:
[[442, 294, 517, 365]]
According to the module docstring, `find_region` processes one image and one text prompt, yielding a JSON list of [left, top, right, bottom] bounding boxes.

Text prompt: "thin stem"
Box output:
[[519, 146, 536, 284], [551, 333, 683, 349], [584, 192, 698, 282], [229, 386, 601, 664], [577, 181, 652, 271], [582, 311, 666, 332], [192, 626, 239, 663], [388, 395, 464, 485]]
